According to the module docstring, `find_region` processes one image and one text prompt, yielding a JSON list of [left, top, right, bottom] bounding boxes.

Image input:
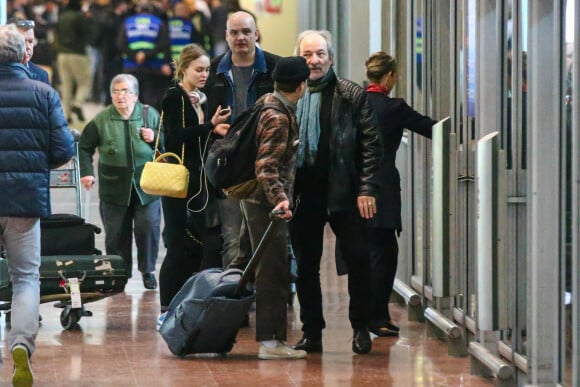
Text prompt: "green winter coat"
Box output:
[[78, 103, 163, 206]]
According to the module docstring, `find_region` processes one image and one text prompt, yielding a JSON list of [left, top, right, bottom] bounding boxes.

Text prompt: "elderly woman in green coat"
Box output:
[[78, 73, 163, 290]]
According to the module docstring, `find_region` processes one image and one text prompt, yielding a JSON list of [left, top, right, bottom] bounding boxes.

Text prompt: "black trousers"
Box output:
[[368, 227, 398, 324], [159, 195, 221, 309], [289, 193, 372, 338]]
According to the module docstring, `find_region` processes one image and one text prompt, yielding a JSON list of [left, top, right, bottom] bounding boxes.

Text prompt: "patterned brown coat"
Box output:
[[244, 92, 298, 208]]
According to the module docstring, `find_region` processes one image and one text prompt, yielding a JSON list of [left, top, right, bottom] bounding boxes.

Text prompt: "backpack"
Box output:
[[204, 102, 288, 196]]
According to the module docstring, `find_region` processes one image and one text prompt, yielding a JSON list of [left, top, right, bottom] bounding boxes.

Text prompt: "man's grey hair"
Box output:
[[110, 73, 139, 95], [0, 24, 25, 64], [293, 30, 334, 59]]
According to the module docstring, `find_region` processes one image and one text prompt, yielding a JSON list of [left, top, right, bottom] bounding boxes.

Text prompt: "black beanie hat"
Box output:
[[272, 56, 310, 83]]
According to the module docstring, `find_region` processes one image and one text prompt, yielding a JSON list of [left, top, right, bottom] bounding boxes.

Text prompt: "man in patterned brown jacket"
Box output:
[[239, 56, 310, 360]]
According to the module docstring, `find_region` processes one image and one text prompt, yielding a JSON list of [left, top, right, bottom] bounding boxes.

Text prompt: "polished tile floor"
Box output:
[[0, 103, 494, 386]]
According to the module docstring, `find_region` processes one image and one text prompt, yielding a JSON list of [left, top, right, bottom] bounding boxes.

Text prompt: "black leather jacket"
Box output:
[[326, 78, 383, 212]]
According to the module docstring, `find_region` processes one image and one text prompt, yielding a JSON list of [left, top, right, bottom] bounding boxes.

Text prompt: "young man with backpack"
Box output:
[[236, 56, 310, 359]]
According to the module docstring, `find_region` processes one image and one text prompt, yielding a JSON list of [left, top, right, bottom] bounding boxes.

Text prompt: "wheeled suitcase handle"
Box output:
[[220, 268, 243, 279], [235, 209, 286, 295], [58, 270, 87, 283]]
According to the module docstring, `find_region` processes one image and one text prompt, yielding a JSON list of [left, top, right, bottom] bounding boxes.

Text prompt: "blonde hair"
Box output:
[[173, 44, 208, 82], [365, 51, 397, 83]]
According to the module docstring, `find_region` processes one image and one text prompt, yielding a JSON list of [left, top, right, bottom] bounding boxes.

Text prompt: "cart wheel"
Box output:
[[60, 307, 80, 330]]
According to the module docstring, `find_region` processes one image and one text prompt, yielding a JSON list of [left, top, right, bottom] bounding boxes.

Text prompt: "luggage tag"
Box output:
[[68, 277, 82, 308]]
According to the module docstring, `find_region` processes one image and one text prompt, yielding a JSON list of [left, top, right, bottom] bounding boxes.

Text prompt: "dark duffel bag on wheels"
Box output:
[[159, 211, 283, 357], [40, 214, 101, 256], [159, 268, 255, 357]]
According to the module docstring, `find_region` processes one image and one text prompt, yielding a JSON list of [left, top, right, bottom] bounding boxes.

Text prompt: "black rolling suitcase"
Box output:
[[40, 214, 101, 256], [159, 212, 282, 357]]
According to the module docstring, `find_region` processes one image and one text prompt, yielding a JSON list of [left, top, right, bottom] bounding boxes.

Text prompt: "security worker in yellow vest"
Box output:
[[118, 2, 171, 110], [169, 2, 213, 62]]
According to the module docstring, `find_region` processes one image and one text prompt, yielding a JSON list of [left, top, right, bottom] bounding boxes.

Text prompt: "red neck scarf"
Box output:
[[366, 83, 390, 96]]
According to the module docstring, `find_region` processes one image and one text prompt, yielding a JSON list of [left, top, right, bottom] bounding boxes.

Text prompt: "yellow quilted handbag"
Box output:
[[140, 152, 189, 198], [139, 108, 190, 198]]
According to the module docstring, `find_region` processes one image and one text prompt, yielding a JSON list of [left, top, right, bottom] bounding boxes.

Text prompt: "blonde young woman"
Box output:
[[157, 44, 230, 327]]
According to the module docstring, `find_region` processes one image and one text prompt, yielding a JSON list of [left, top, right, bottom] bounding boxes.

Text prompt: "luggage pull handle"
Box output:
[[219, 268, 244, 282], [235, 209, 285, 295]]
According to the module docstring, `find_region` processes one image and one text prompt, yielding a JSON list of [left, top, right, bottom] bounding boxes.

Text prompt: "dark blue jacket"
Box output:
[[28, 62, 50, 85], [0, 63, 75, 217], [203, 46, 280, 119]]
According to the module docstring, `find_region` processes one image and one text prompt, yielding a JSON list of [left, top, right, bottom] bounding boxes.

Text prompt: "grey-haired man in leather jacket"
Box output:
[[290, 30, 383, 355]]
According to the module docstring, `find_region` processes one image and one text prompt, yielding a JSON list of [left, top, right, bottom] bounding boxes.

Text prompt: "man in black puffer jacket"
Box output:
[[0, 24, 75, 386], [290, 30, 383, 356]]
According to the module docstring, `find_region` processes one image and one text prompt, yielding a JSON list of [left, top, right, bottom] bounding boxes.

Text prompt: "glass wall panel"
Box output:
[[501, 1, 528, 373], [412, 0, 426, 289], [463, 0, 477, 320], [563, 1, 574, 383]]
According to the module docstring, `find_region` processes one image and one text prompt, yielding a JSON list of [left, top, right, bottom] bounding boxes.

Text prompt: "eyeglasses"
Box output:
[[111, 89, 133, 96], [15, 20, 35, 30]]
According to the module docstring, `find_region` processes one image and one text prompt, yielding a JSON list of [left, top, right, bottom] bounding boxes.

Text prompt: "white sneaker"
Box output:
[[258, 342, 307, 360], [12, 344, 33, 387], [156, 312, 167, 331]]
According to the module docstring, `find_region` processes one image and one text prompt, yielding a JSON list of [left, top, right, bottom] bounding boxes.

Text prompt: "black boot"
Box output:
[[293, 336, 323, 353], [352, 328, 372, 354]]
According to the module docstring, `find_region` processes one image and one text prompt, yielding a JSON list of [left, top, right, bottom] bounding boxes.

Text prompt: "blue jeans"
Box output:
[[0, 217, 41, 357], [99, 192, 161, 276]]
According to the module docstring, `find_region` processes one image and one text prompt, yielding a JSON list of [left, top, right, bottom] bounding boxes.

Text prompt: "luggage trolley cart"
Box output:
[[0, 132, 130, 329], [49, 137, 83, 218], [0, 136, 82, 258]]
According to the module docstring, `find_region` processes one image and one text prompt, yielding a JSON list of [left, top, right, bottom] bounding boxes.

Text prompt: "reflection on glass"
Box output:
[[416, 17, 423, 92], [563, 1, 574, 383], [464, 0, 477, 320], [501, 1, 529, 362], [454, 0, 467, 315], [413, 0, 425, 283]]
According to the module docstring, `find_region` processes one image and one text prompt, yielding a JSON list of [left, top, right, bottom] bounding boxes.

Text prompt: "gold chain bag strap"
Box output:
[[140, 101, 190, 198]]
